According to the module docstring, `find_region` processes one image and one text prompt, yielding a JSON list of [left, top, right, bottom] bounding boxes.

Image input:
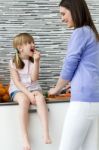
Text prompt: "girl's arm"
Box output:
[[31, 51, 40, 81]]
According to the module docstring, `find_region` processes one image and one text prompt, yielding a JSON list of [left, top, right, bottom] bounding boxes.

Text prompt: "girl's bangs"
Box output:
[[21, 35, 34, 44], [13, 33, 34, 48]]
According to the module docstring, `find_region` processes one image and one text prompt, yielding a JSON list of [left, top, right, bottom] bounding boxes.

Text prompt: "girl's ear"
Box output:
[[20, 48, 23, 53], [18, 45, 23, 53]]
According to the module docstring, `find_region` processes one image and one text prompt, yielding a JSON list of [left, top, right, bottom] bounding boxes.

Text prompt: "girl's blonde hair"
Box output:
[[13, 33, 34, 69]]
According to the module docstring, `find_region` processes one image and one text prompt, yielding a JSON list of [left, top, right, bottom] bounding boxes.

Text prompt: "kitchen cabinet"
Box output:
[[0, 101, 99, 150]]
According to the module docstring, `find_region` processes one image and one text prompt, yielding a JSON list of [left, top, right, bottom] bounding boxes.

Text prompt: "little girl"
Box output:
[[9, 33, 51, 150]]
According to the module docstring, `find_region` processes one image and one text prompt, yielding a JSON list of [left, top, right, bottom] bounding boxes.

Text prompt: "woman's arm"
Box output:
[[48, 77, 69, 95], [49, 28, 85, 95], [55, 77, 69, 92]]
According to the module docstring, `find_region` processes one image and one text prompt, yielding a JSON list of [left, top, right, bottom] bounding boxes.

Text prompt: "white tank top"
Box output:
[[9, 59, 42, 94]]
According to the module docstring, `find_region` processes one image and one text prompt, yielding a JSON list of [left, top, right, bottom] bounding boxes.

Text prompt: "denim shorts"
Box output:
[[10, 90, 21, 101], [10, 89, 42, 101]]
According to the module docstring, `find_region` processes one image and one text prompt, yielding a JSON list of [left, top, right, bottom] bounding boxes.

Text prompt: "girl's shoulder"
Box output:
[[9, 59, 17, 70], [9, 59, 15, 66]]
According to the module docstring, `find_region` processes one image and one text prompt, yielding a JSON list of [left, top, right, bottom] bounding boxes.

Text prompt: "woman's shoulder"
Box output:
[[73, 26, 91, 35], [71, 26, 96, 43], [73, 26, 95, 38]]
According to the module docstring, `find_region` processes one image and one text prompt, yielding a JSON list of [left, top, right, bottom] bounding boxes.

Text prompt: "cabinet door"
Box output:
[[29, 103, 69, 150], [0, 106, 22, 150], [0, 103, 69, 150], [0, 102, 98, 150]]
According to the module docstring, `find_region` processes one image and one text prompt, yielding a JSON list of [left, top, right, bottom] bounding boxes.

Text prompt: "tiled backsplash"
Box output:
[[0, 0, 99, 91]]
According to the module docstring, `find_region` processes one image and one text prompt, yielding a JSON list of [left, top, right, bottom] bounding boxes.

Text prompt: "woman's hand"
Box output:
[[48, 78, 69, 96], [33, 50, 40, 61], [48, 88, 58, 95]]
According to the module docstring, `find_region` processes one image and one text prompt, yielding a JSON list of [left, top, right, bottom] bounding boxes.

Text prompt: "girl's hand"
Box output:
[[28, 92, 36, 104], [48, 88, 58, 95], [33, 50, 40, 61]]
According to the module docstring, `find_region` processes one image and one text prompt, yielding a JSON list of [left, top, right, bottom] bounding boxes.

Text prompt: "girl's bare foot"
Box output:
[[44, 135, 52, 144], [24, 145, 31, 150], [23, 140, 31, 150]]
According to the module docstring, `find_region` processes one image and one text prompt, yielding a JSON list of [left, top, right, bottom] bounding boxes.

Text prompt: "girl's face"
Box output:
[[59, 6, 74, 28], [19, 41, 35, 58]]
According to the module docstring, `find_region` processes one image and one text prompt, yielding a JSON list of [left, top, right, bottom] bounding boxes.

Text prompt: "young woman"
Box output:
[[49, 0, 99, 149], [9, 33, 51, 150]]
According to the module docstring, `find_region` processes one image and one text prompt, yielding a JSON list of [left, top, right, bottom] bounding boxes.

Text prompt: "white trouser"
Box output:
[[59, 101, 99, 150]]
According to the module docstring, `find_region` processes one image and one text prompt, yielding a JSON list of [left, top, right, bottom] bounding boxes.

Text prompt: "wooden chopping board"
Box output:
[[46, 94, 70, 102]]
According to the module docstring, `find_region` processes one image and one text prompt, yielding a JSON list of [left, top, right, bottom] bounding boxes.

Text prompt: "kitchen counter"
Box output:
[[0, 98, 98, 150], [0, 97, 70, 106], [0, 100, 70, 150]]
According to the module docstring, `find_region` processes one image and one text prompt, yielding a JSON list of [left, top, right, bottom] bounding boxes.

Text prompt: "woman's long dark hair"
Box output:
[[59, 0, 99, 41]]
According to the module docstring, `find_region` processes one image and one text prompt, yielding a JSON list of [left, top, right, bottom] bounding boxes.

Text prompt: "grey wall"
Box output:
[[0, 0, 99, 91]]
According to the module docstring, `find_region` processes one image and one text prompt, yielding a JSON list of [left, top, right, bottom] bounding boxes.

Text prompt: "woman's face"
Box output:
[[59, 6, 74, 28]]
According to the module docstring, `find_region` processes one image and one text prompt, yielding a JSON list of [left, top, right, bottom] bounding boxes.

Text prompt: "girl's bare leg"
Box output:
[[32, 91, 51, 144], [14, 92, 31, 150]]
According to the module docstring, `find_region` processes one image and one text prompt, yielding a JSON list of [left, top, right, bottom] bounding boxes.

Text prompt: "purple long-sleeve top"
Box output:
[[60, 26, 99, 102]]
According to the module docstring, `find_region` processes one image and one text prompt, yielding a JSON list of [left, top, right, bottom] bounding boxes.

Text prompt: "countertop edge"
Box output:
[[0, 100, 70, 106]]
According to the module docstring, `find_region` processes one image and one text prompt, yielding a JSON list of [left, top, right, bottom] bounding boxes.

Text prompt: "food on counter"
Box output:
[[48, 93, 71, 98], [0, 83, 10, 102], [43, 91, 71, 101], [43, 91, 48, 98], [0, 87, 6, 96], [61, 84, 71, 94], [2, 94, 9, 102]]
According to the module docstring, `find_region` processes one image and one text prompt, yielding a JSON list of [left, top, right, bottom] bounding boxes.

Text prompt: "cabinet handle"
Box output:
[[28, 108, 49, 113]]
